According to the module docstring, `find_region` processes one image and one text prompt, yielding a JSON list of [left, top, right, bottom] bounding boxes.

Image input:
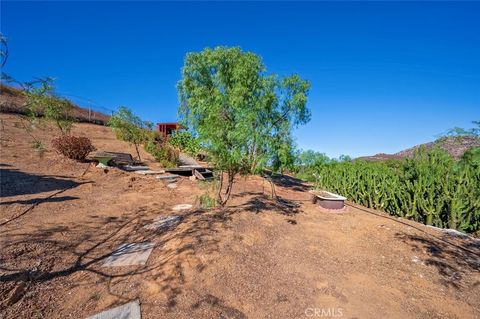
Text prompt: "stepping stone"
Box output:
[[86, 300, 141, 319], [144, 215, 182, 231], [135, 170, 165, 175], [122, 165, 150, 171], [156, 174, 179, 180], [167, 183, 177, 189], [103, 242, 154, 267], [172, 204, 193, 211]]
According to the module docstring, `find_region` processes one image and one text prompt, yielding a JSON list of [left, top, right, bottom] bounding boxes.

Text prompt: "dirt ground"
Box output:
[[1, 113, 479, 319]]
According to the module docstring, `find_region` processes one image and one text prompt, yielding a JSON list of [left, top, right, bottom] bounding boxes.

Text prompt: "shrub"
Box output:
[[198, 193, 217, 209], [168, 131, 201, 156], [52, 135, 96, 160], [144, 138, 179, 168]]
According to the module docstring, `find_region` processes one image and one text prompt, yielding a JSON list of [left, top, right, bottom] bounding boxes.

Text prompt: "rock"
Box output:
[[172, 204, 193, 211]]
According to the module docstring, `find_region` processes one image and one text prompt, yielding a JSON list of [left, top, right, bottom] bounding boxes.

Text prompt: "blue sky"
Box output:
[[1, 1, 479, 158]]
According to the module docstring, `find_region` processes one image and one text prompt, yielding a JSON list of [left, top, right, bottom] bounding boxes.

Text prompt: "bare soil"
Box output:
[[1, 113, 479, 319]]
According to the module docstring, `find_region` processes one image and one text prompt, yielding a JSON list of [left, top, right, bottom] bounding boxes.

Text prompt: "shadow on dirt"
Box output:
[[395, 232, 480, 289], [0, 196, 80, 206], [267, 173, 312, 193], [231, 194, 300, 216], [191, 293, 247, 319], [0, 206, 234, 317], [0, 168, 81, 197]]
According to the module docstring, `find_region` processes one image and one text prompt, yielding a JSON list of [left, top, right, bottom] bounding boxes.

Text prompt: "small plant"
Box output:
[[32, 140, 44, 150], [51, 135, 96, 161], [198, 193, 217, 209]]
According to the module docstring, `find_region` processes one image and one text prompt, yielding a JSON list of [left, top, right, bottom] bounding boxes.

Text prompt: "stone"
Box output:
[[172, 204, 193, 211], [135, 170, 165, 175], [144, 215, 182, 231], [102, 242, 154, 267], [156, 174, 179, 180], [86, 300, 141, 319], [167, 183, 177, 189], [122, 165, 150, 171]]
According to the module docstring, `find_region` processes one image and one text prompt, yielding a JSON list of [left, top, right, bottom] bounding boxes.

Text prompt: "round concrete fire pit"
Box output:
[[311, 190, 346, 210]]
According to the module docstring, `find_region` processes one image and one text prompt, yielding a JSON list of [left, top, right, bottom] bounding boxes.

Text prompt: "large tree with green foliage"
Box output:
[[178, 46, 310, 205], [108, 106, 148, 161]]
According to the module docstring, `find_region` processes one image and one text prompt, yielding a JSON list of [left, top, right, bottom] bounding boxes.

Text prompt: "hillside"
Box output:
[[0, 84, 111, 125], [359, 136, 480, 161], [1, 112, 479, 319]]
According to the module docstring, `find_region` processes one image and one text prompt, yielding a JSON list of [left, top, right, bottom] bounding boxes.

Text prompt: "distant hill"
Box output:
[[0, 84, 110, 125], [359, 136, 480, 161]]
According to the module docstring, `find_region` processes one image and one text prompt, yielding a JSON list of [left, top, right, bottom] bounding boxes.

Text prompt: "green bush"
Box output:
[[198, 193, 217, 209], [168, 131, 201, 156], [144, 136, 179, 168], [307, 147, 480, 233]]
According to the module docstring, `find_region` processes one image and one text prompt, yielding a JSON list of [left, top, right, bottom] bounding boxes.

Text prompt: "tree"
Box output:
[[178, 46, 310, 205], [108, 106, 148, 160], [338, 154, 352, 162], [438, 121, 480, 139], [271, 132, 297, 174], [19, 78, 73, 134], [297, 150, 330, 167]]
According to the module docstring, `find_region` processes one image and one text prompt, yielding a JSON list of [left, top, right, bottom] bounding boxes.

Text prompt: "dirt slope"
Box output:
[[1, 113, 479, 319], [0, 84, 111, 125]]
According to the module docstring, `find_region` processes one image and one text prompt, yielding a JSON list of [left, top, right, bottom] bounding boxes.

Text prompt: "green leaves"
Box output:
[[21, 78, 73, 134], [108, 106, 150, 160], [177, 46, 310, 204], [177, 47, 310, 173], [168, 130, 201, 157]]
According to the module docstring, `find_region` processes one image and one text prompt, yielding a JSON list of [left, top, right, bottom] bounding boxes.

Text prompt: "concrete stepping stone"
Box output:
[[172, 204, 193, 211], [135, 170, 165, 175], [144, 215, 182, 231], [86, 300, 141, 319], [103, 242, 154, 267], [156, 174, 179, 180], [122, 165, 150, 171]]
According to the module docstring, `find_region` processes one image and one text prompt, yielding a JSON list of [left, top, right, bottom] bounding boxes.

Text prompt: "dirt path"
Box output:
[[1, 113, 479, 319]]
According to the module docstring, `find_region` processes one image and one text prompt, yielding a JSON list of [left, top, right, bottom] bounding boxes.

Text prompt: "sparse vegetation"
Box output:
[[144, 133, 179, 167], [108, 106, 149, 161], [51, 135, 96, 161], [198, 193, 216, 209], [2, 37, 74, 147]]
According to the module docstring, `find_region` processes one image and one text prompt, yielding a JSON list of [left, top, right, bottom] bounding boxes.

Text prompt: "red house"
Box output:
[[156, 122, 182, 138]]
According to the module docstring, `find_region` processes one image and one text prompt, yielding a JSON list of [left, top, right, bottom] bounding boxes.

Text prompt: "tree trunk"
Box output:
[[134, 144, 141, 161], [217, 170, 224, 204], [220, 172, 235, 206], [264, 174, 277, 200]]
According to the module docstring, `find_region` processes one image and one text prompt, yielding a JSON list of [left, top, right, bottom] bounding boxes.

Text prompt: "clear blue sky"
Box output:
[[1, 1, 479, 158]]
